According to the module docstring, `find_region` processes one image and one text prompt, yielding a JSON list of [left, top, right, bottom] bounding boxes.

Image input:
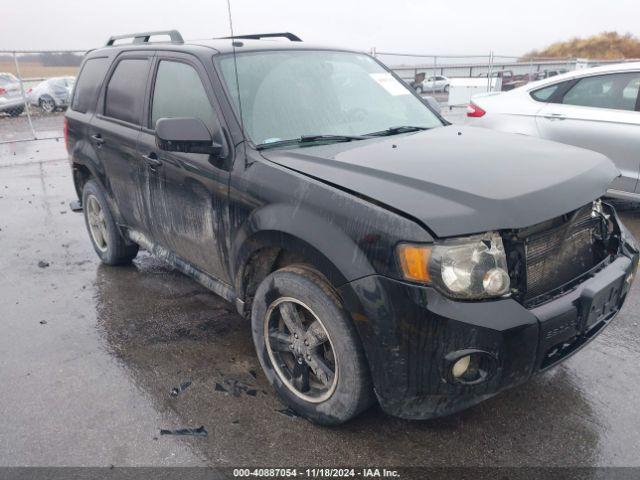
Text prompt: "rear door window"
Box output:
[[561, 72, 640, 111], [104, 58, 150, 124], [150, 60, 216, 130], [71, 57, 109, 113]]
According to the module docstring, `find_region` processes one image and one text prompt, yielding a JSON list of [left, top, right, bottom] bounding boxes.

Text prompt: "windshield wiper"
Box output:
[[256, 134, 367, 150], [300, 134, 368, 142], [364, 126, 430, 137]]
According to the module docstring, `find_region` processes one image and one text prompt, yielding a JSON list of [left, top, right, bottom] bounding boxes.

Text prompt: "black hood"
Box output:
[[260, 126, 619, 238]]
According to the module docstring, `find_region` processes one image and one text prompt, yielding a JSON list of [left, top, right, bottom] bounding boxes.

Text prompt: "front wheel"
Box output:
[[82, 179, 138, 265], [251, 265, 374, 425], [443, 84, 450, 93], [39, 96, 56, 113]]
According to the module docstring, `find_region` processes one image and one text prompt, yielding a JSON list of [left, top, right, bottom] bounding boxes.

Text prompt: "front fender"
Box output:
[[232, 202, 376, 294]]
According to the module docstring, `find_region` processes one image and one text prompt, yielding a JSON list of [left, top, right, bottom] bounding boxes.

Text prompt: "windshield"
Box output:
[[217, 50, 443, 146]]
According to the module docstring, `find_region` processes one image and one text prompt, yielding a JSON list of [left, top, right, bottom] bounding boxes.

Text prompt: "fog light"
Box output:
[[452, 355, 471, 378]]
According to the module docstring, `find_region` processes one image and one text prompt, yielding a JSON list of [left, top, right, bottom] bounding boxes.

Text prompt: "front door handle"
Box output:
[[91, 133, 105, 146], [142, 152, 163, 169], [543, 113, 566, 120]]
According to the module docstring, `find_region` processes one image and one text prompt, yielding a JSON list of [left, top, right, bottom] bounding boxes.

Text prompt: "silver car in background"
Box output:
[[0, 72, 26, 117], [28, 76, 75, 113], [415, 75, 449, 94], [466, 62, 640, 201]]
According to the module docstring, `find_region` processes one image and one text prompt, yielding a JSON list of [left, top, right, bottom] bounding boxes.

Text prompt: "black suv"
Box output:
[[65, 30, 638, 425]]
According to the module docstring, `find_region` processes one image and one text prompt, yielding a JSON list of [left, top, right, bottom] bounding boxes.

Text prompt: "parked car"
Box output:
[[533, 69, 569, 81], [28, 76, 75, 112], [66, 30, 638, 425], [466, 62, 640, 201], [0, 72, 26, 116], [415, 75, 449, 93], [477, 70, 528, 91]]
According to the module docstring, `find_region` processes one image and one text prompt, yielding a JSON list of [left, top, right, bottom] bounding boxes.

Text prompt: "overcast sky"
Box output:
[[2, 0, 638, 56]]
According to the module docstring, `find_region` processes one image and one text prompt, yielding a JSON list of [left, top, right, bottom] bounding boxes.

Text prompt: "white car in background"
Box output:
[[415, 75, 449, 94], [466, 62, 640, 201], [0, 72, 26, 116], [27, 76, 75, 113]]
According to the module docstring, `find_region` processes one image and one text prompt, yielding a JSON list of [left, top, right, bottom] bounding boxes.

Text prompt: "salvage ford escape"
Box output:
[[65, 30, 639, 425]]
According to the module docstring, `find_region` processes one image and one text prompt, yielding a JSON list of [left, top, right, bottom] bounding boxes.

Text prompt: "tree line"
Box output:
[[522, 32, 640, 60], [0, 52, 83, 66]]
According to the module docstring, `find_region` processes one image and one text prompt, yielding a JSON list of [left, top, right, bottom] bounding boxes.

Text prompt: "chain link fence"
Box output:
[[376, 51, 638, 105], [0, 47, 637, 145], [0, 50, 85, 143]]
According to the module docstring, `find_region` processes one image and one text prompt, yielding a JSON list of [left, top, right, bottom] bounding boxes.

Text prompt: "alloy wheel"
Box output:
[[86, 195, 108, 252], [264, 297, 338, 403], [41, 98, 55, 113]]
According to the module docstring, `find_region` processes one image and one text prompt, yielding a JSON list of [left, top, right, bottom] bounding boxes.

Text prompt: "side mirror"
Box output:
[[155, 117, 224, 156]]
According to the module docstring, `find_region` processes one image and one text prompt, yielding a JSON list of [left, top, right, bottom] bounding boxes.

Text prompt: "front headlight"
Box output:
[[397, 232, 511, 299]]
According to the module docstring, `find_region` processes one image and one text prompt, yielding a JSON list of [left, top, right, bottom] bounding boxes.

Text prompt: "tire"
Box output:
[[82, 179, 138, 265], [443, 84, 449, 93], [251, 265, 374, 425], [7, 106, 23, 117], [39, 96, 56, 113]]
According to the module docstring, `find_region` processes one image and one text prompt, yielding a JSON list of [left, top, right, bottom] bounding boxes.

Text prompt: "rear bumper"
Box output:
[[0, 97, 26, 111], [339, 248, 638, 420]]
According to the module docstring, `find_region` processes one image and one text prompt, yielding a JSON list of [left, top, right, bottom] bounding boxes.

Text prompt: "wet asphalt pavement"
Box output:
[[1, 116, 640, 467]]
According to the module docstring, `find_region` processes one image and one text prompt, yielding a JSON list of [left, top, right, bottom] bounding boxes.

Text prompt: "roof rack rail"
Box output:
[[221, 32, 302, 42], [106, 30, 184, 46]]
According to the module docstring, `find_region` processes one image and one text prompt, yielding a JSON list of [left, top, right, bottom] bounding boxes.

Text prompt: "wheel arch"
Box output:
[[70, 157, 123, 224], [234, 230, 351, 310], [72, 163, 94, 200], [39, 94, 55, 107], [232, 205, 377, 314]]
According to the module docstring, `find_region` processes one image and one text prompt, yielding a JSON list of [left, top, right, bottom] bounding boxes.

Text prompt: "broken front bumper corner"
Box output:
[[339, 248, 638, 420]]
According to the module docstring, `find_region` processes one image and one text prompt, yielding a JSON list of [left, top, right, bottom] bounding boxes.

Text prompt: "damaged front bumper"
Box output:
[[339, 238, 638, 420]]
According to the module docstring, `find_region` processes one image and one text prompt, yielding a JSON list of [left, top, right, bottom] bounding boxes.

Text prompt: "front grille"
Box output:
[[524, 204, 604, 301]]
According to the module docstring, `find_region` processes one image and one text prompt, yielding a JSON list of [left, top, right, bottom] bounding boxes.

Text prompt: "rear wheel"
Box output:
[[82, 180, 138, 265], [251, 265, 374, 425]]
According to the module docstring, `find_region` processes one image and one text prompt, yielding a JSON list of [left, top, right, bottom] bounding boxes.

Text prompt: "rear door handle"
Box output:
[[543, 113, 566, 120], [142, 152, 163, 169], [91, 133, 105, 146]]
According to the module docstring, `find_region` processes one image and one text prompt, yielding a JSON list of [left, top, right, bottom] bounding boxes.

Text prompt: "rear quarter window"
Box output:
[[71, 57, 110, 113], [530, 84, 560, 102], [104, 58, 149, 125], [530, 80, 573, 103]]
